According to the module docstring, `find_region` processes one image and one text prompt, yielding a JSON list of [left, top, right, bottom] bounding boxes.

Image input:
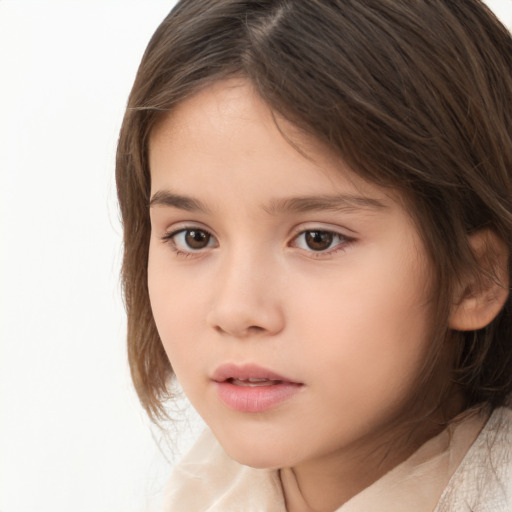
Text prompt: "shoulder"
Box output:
[[435, 406, 512, 512], [162, 429, 286, 512]]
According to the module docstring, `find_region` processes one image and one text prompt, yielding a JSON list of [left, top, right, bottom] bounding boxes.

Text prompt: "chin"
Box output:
[[215, 430, 296, 470], [224, 446, 287, 470]]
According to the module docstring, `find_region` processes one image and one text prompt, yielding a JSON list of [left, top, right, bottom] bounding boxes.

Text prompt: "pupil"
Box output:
[[185, 230, 209, 249], [306, 231, 333, 251]]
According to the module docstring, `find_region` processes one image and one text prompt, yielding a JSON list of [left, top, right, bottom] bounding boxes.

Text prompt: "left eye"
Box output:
[[168, 228, 216, 251], [293, 230, 347, 252]]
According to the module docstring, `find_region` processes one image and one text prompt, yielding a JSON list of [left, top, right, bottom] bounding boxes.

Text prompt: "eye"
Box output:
[[163, 228, 216, 253], [293, 230, 349, 252]]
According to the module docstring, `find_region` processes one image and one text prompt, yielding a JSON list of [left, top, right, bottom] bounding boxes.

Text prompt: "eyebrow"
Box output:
[[149, 190, 387, 215], [149, 191, 211, 214], [263, 194, 387, 215]]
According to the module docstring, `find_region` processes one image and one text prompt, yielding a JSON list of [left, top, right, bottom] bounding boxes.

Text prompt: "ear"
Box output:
[[449, 230, 509, 331]]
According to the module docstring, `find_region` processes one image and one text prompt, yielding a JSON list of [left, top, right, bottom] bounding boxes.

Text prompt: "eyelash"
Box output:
[[161, 228, 217, 258], [160, 227, 354, 258], [290, 230, 353, 257]]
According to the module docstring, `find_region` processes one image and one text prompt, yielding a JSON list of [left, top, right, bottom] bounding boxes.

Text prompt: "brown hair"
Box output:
[[116, 0, 512, 422]]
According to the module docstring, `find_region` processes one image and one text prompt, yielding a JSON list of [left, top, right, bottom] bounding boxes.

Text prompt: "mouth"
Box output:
[[212, 363, 303, 413], [227, 377, 285, 387], [212, 363, 299, 384]]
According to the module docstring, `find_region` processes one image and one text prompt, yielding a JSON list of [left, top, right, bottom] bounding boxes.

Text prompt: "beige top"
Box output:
[[163, 407, 512, 511]]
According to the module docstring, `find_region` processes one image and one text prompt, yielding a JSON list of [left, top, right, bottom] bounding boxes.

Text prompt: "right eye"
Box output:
[[162, 228, 217, 254]]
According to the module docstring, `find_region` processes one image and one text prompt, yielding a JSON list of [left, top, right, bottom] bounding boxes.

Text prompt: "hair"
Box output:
[[116, 0, 512, 423]]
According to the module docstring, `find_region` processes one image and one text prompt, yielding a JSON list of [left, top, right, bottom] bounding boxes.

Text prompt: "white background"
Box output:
[[1, 2, 511, 511]]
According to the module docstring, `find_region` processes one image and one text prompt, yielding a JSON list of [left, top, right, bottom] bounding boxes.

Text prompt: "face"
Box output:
[[148, 79, 435, 471]]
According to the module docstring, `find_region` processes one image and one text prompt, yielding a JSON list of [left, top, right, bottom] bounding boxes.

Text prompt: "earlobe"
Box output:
[[449, 230, 509, 332]]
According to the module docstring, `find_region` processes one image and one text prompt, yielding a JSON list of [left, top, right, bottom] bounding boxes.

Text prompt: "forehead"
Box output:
[[149, 79, 395, 204]]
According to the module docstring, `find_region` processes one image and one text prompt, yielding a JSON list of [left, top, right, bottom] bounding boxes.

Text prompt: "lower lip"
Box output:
[[214, 381, 302, 413]]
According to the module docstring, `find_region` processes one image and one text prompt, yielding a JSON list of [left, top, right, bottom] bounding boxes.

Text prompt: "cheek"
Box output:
[[147, 247, 208, 376], [289, 246, 433, 396], [293, 246, 430, 338]]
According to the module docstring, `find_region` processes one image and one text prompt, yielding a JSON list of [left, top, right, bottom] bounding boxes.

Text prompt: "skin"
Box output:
[[148, 79, 447, 511]]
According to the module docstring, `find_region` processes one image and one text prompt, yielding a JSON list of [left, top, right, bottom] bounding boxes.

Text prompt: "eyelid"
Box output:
[[160, 224, 218, 256], [289, 220, 357, 237], [288, 224, 356, 256], [160, 220, 215, 239]]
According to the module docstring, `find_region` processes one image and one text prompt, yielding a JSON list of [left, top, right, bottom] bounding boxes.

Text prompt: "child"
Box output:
[[116, 1, 512, 510]]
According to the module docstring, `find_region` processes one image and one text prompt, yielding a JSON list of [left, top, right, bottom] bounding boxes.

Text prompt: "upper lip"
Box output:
[[211, 363, 300, 384]]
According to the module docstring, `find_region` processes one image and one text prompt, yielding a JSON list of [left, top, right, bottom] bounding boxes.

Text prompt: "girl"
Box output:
[[116, 1, 512, 510]]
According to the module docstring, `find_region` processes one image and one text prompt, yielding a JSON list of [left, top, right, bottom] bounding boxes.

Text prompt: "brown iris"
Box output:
[[305, 231, 334, 251], [185, 229, 211, 249]]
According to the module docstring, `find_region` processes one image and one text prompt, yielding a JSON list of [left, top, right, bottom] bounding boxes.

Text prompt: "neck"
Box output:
[[280, 410, 454, 512]]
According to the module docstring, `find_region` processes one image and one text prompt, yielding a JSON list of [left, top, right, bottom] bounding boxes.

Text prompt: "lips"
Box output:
[[212, 363, 303, 413], [212, 363, 295, 383], [229, 377, 282, 387]]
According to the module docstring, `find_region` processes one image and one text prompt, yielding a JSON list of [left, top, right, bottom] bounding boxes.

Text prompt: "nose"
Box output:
[[206, 250, 285, 338]]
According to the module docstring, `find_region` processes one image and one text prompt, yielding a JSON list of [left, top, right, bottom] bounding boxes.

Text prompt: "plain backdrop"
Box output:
[[1, 2, 511, 512], [0, 3, 206, 512]]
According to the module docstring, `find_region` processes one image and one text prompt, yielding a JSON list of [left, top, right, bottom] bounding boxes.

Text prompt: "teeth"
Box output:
[[230, 378, 281, 386]]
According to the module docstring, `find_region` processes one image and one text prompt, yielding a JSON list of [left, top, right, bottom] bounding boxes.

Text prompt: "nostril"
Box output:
[[248, 325, 265, 333], [214, 324, 266, 335]]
